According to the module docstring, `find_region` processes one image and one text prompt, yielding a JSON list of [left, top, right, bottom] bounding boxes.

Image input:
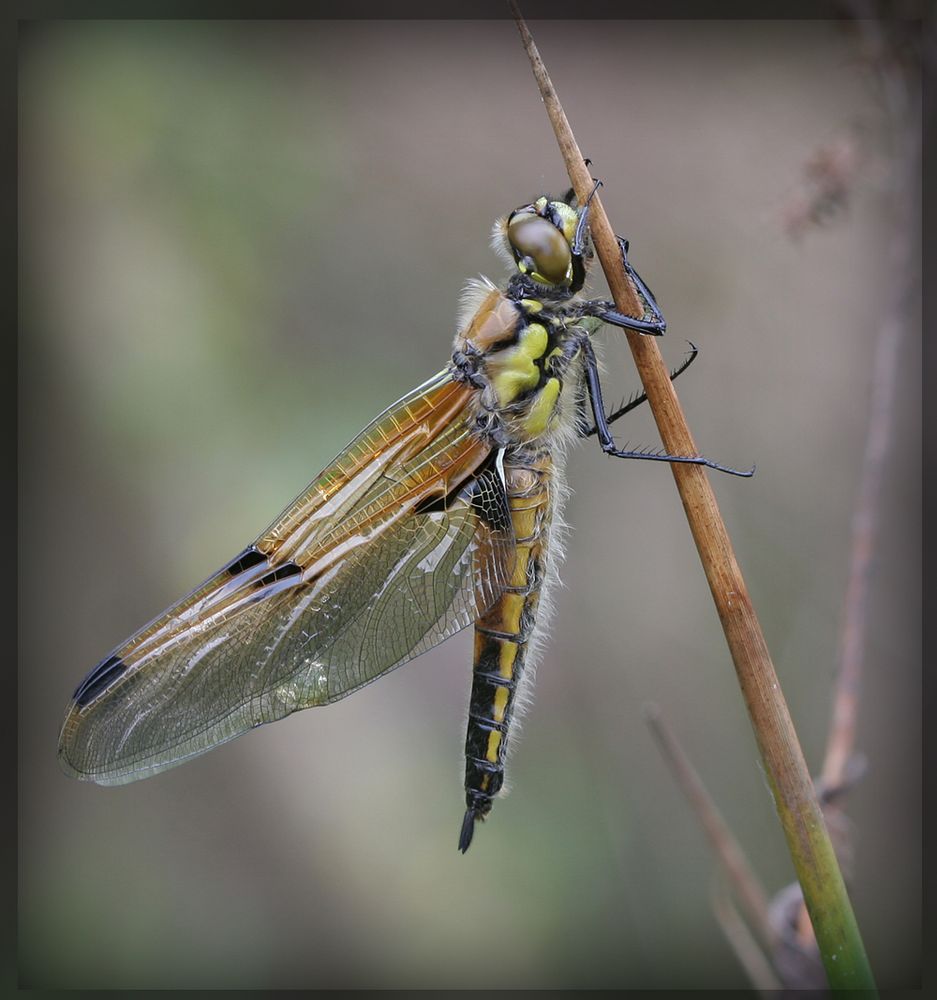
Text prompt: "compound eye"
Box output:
[[506, 214, 572, 286]]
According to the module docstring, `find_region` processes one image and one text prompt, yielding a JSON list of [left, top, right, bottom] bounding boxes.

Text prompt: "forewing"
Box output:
[[59, 372, 514, 785]]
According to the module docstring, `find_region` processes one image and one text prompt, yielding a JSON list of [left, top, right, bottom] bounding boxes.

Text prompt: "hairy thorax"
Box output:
[[451, 279, 587, 450]]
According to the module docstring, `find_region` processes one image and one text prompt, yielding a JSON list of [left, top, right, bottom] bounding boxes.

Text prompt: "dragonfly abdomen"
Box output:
[[459, 450, 554, 852]]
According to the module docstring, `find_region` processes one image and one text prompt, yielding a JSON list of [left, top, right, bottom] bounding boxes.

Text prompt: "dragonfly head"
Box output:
[[497, 194, 589, 293]]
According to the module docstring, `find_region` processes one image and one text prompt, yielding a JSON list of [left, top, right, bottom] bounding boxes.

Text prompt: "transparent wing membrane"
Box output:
[[59, 373, 514, 785]]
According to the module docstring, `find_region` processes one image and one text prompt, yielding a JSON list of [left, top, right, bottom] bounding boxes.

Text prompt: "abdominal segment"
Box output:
[[460, 451, 553, 850]]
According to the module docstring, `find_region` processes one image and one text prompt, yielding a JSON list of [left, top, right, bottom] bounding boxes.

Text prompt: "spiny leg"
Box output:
[[571, 175, 603, 253], [562, 166, 601, 220], [618, 237, 664, 327], [566, 173, 666, 336], [579, 341, 698, 438], [566, 160, 666, 336], [580, 237, 667, 336], [577, 334, 754, 477]]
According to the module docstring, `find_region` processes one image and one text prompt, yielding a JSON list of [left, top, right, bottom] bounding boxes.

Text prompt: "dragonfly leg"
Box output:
[[577, 335, 754, 477], [579, 341, 698, 437], [582, 236, 667, 336], [451, 343, 488, 389], [571, 175, 604, 255]]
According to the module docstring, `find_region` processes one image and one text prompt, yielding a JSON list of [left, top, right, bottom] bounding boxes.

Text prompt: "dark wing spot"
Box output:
[[469, 465, 512, 535], [224, 546, 268, 577], [254, 563, 303, 589], [73, 653, 128, 706], [412, 491, 449, 516]]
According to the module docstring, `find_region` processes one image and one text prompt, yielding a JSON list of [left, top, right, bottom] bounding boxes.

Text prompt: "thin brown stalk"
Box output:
[[792, 7, 922, 962], [644, 704, 777, 952], [509, 8, 875, 991], [819, 11, 920, 799], [711, 878, 782, 995]]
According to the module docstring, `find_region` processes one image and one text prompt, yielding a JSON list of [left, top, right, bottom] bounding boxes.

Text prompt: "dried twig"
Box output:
[[509, 7, 876, 991], [646, 705, 827, 989], [644, 704, 777, 953], [784, 6, 923, 971], [820, 8, 920, 802], [711, 878, 783, 995]]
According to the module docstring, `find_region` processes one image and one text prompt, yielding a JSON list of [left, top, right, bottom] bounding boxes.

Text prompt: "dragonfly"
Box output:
[[58, 184, 751, 852]]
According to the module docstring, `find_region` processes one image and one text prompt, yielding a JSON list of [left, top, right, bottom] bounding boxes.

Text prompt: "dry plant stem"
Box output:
[[711, 878, 782, 994], [819, 311, 899, 791], [510, 8, 876, 992], [796, 8, 920, 962], [820, 13, 919, 796], [645, 705, 777, 952]]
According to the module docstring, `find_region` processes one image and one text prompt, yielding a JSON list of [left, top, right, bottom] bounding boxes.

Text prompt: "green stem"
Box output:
[[510, 5, 878, 990]]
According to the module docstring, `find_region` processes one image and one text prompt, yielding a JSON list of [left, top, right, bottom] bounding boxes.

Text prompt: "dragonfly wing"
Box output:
[[293, 462, 513, 700], [59, 373, 514, 785]]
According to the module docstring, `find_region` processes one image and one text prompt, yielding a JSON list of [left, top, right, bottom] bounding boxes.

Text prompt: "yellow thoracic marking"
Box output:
[[523, 377, 561, 437], [520, 323, 548, 356], [521, 298, 543, 313], [489, 323, 548, 406]]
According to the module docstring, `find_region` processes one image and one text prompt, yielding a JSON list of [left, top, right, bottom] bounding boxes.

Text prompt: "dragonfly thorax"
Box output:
[[451, 283, 587, 448]]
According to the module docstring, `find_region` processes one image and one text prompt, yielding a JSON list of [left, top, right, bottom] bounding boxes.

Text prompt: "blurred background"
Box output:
[[19, 18, 920, 989]]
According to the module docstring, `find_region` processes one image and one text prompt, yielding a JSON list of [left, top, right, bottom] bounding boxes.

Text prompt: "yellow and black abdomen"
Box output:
[[453, 282, 583, 850], [459, 451, 553, 852]]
